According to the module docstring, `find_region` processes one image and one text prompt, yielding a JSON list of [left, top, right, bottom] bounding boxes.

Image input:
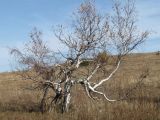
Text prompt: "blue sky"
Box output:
[[0, 0, 160, 72]]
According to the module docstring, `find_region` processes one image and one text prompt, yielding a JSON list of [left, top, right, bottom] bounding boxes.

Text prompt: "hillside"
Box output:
[[0, 52, 159, 120]]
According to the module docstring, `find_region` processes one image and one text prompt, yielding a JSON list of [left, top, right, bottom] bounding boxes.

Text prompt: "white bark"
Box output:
[[75, 58, 82, 68], [93, 60, 121, 89], [89, 88, 116, 102], [87, 64, 100, 81], [65, 93, 71, 112], [84, 81, 93, 99], [86, 81, 116, 101]]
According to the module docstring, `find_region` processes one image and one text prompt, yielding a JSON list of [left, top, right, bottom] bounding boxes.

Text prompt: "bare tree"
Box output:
[[10, 28, 61, 112], [11, 0, 149, 113]]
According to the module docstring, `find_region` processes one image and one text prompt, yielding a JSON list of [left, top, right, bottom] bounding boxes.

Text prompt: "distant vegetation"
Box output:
[[156, 51, 160, 55]]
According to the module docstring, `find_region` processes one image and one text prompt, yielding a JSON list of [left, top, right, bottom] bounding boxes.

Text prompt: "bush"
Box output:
[[80, 60, 91, 67], [96, 52, 109, 64]]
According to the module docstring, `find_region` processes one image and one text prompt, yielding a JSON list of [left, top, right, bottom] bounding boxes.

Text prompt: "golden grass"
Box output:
[[0, 52, 159, 120]]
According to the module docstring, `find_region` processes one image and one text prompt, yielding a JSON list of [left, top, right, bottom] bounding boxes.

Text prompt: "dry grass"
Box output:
[[0, 52, 159, 120]]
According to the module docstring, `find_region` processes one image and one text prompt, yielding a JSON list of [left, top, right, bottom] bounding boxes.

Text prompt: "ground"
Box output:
[[0, 52, 159, 120]]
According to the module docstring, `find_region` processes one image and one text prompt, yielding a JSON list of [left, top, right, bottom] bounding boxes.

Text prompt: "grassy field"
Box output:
[[0, 53, 159, 120]]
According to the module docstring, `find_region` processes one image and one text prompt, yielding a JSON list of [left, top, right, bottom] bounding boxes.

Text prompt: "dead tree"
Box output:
[[10, 29, 60, 112], [11, 0, 149, 113]]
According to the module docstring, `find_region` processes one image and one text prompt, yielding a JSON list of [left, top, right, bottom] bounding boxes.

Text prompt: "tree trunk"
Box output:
[[40, 86, 49, 113], [61, 81, 72, 113], [62, 93, 71, 113]]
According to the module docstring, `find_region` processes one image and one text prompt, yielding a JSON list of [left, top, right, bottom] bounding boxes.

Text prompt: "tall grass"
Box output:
[[0, 53, 159, 120]]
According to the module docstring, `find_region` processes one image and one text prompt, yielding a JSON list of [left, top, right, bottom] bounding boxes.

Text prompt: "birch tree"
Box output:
[[11, 0, 149, 113]]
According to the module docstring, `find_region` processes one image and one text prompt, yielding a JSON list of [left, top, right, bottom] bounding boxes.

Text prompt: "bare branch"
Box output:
[[10, 0, 149, 113], [93, 60, 121, 89], [87, 64, 100, 81]]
